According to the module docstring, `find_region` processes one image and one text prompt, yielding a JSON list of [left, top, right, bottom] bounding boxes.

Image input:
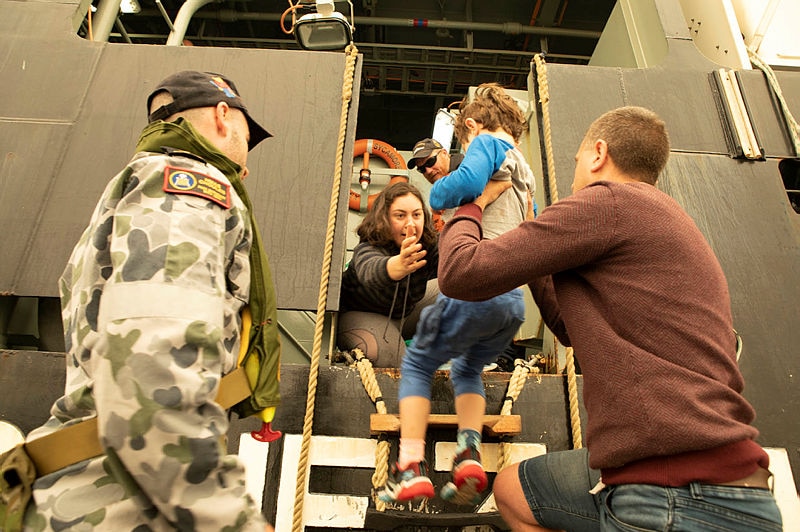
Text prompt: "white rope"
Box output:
[[747, 47, 800, 156]]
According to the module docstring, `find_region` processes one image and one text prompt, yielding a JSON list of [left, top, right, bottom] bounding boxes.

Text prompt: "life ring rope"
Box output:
[[350, 139, 409, 212]]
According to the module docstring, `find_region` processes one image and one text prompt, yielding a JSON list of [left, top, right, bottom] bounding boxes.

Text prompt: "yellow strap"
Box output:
[[25, 417, 102, 477], [214, 366, 252, 411], [237, 306, 252, 367], [25, 367, 251, 476]]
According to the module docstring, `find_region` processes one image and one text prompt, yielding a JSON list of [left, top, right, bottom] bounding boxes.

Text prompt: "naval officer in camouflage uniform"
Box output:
[[23, 71, 279, 531]]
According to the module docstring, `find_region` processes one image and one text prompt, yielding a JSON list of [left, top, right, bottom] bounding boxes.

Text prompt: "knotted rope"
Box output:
[[350, 349, 392, 512], [562, 345, 583, 449], [496, 359, 540, 472], [747, 47, 800, 156], [533, 53, 583, 450], [534, 54, 559, 208], [292, 43, 360, 532]]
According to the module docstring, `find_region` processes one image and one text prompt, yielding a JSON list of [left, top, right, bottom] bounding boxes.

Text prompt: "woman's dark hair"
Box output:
[[356, 181, 438, 250]]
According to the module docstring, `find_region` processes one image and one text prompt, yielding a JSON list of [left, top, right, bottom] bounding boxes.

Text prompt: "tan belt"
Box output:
[[24, 367, 251, 476], [715, 467, 772, 490]]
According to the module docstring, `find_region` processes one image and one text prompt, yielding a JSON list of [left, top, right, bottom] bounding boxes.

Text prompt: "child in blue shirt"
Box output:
[[380, 83, 535, 505]]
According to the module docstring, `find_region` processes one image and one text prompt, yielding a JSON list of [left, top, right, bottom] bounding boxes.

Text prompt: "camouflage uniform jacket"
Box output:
[[25, 127, 266, 530]]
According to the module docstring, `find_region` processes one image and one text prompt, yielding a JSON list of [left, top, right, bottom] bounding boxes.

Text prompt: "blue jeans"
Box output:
[[518, 449, 783, 532], [398, 289, 525, 400]]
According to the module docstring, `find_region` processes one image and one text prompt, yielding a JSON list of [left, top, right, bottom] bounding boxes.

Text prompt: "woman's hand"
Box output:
[[387, 222, 427, 280], [474, 179, 513, 211]]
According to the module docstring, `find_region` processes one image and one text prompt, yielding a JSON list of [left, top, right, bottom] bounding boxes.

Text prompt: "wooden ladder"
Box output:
[[370, 413, 522, 437]]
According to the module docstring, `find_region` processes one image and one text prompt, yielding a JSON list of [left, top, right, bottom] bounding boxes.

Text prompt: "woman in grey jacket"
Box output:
[[337, 182, 439, 367]]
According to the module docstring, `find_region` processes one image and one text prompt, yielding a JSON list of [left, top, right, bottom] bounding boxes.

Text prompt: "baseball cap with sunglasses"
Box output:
[[416, 153, 439, 173], [408, 138, 444, 169]]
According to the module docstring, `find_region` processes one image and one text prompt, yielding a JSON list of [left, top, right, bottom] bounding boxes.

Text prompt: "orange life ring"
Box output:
[[349, 139, 408, 212]]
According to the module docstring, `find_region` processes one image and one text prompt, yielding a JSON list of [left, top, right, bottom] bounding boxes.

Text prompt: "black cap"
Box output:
[[407, 138, 444, 168], [147, 71, 271, 151]]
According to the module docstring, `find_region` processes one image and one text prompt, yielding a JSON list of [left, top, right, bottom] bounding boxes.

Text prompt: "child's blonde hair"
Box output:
[[453, 83, 528, 144]]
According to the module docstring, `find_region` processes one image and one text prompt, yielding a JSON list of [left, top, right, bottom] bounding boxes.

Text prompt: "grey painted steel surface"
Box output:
[[0, 353, 582, 448], [532, 50, 800, 489], [2, 0, 798, 510], [0, 0, 358, 311], [0, 350, 585, 522]]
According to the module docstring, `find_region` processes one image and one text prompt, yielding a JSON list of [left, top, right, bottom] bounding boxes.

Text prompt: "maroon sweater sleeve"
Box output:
[[440, 203, 576, 344], [442, 183, 764, 482], [439, 204, 546, 300], [439, 188, 614, 302], [530, 276, 570, 346]]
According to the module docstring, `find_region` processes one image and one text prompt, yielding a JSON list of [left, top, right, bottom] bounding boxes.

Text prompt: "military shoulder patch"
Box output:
[[163, 166, 231, 208]]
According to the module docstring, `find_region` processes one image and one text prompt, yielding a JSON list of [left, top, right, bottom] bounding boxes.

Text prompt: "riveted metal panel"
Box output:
[[533, 58, 800, 490], [1, 5, 359, 311]]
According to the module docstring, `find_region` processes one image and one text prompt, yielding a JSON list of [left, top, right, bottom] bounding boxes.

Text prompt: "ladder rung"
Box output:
[[370, 413, 521, 436]]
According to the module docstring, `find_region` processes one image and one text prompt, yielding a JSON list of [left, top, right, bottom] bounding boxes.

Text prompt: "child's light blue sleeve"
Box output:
[[429, 136, 510, 210]]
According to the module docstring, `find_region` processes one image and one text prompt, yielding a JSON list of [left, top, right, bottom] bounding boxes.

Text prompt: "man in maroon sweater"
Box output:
[[438, 107, 782, 531]]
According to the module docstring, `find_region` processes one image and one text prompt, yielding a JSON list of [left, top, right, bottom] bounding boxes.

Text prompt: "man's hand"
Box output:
[[474, 179, 513, 211]]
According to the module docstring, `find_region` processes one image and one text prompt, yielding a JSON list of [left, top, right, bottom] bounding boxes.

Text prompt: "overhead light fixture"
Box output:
[[293, 0, 354, 51], [120, 0, 141, 14]]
